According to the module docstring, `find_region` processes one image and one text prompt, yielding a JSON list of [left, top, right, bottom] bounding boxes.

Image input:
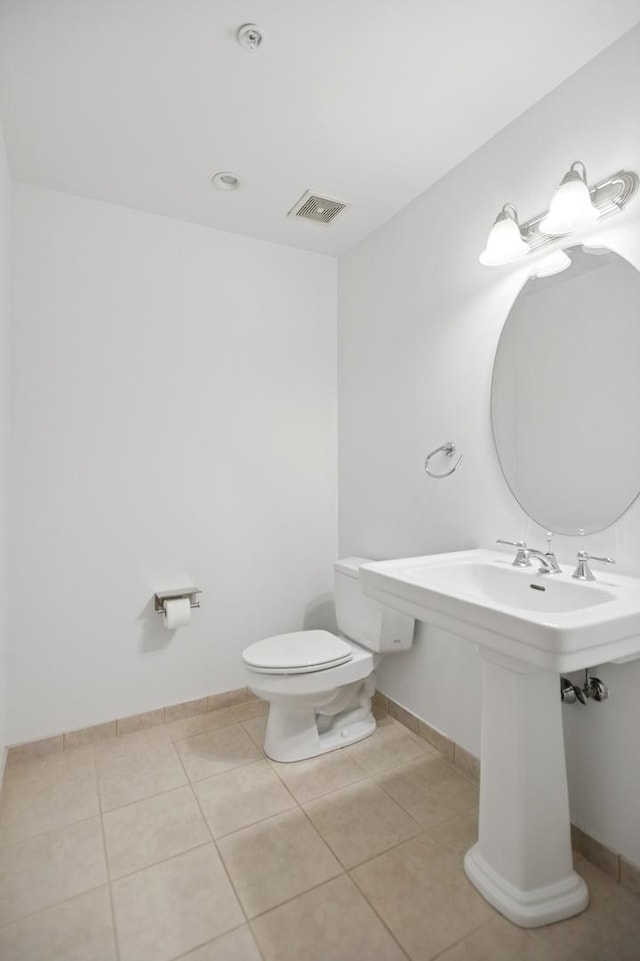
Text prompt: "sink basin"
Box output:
[[360, 548, 640, 672]]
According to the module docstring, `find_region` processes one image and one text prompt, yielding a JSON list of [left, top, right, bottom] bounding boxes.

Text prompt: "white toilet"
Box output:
[[241, 557, 415, 762]]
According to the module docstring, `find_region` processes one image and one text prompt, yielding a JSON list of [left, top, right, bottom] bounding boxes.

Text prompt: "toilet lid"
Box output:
[[243, 630, 353, 675]]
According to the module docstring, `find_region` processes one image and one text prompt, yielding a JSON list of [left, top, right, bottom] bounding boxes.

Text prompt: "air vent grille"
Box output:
[[287, 190, 349, 225]]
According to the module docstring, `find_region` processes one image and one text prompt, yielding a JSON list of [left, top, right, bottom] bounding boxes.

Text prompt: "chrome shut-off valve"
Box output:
[[560, 677, 578, 703], [583, 669, 609, 701], [560, 669, 609, 704]]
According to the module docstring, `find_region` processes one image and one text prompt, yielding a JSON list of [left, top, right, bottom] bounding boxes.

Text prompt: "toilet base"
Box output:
[[263, 702, 376, 763]]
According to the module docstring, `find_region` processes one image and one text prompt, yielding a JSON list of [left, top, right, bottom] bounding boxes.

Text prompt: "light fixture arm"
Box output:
[[500, 203, 519, 222], [562, 161, 588, 185]]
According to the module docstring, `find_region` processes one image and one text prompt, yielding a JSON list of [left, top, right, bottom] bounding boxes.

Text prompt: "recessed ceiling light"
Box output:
[[211, 171, 242, 191]]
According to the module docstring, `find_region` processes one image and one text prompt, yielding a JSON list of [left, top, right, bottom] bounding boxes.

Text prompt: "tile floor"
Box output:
[[0, 706, 639, 961]]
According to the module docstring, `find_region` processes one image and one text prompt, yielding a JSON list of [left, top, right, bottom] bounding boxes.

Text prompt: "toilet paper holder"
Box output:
[[154, 587, 202, 614]]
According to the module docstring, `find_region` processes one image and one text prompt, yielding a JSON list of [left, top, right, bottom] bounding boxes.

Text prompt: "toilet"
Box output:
[[241, 557, 415, 762]]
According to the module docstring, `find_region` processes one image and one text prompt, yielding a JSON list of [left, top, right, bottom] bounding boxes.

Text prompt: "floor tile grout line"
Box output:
[[96, 750, 211, 886], [187, 755, 294, 811], [264, 748, 372, 804], [244, 749, 300, 816], [177, 724, 467, 875], [200, 762, 441, 877], [98, 781, 195, 820], [171, 731, 256, 934], [162, 921, 264, 961], [0, 748, 111, 934], [528, 926, 568, 959], [182, 753, 269, 788], [246, 873, 414, 961], [299, 777, 424, 870], [423, 801, 479, 837], [172, 718, 253, 752], [427, 916, 498, 960], [98, 809, 122, 961], [345, 868, 413, 961], [0, 880, 109, 933], [296, 776, 448, 879], [171, 720, 265, 781], [186, 757, 352, 927], [106, 838, 217, 885], [370, 758, 479, 833], [344, 724, 439, 778], [391, 714, 481, 788], [347, 826, 434, 872], [90, 711, 239, 761], [166, 714, 240, 743], [0, 751, 102, 851], [0, 809, 104, 851], [264, 748, 369, 801], [94, 736, 189, 815], [246, 867, 348, 924], [354, 770, 426, 828], [208, 795, 312, 847], [291, 788, 356, 874]]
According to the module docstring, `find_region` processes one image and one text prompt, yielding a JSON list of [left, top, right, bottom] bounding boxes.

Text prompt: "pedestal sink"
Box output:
[[359, 549, 640, 928]]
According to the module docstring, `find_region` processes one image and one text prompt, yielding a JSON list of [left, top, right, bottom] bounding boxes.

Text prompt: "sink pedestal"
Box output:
[[464, 649, 589, 928]]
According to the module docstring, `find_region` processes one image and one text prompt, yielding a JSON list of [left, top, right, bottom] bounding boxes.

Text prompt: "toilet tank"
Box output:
[[334, 558, 415, 653]]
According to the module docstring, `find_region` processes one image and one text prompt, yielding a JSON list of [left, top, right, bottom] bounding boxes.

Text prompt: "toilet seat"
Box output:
[[242, 630, 353, 675]]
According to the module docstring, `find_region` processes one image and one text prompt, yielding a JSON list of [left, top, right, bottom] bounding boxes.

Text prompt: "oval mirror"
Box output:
[[491, 244, 640, 535]]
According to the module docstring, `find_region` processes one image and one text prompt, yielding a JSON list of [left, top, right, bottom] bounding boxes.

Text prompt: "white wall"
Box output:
[[0, 122, 10, 772], [9, 186, 337, 743], [339, 25, 640, 864]]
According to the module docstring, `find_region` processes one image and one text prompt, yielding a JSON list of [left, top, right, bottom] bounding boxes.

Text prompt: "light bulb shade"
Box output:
[[479, 208, 529, 265], [539, 164, 600, 235], [530, 250, 572, 278]]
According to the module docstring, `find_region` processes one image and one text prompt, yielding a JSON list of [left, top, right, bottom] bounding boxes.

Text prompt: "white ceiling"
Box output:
[[1, 0, 640, 257]]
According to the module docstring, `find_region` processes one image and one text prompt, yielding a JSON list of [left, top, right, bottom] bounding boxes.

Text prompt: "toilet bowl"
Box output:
[[241, 558, 415, 762]]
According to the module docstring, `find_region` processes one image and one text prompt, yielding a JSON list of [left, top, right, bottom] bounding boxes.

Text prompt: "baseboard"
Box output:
[[5, 686, 256, 767], [377, 689, 640, 901]]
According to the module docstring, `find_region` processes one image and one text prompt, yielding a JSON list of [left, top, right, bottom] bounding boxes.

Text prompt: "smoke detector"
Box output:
[[287, 190, 350, 226], [236, 23, 263, 51]]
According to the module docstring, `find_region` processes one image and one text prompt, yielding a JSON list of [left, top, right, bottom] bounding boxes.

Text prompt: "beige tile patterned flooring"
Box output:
[[0, 706, 639, 961]]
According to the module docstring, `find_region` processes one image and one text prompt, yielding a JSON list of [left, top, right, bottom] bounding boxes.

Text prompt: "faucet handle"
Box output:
[[572, 551, 616, 581], [496, 539, 531, 568]]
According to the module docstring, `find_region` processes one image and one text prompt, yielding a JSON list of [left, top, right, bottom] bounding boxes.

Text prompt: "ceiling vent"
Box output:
[[287, 190, 350, 225]]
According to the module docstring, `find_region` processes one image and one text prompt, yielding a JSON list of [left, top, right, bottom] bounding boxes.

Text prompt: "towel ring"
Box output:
[[424, 442, 463, 479]]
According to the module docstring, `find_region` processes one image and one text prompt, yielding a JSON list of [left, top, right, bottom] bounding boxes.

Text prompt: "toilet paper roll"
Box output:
[[163, 597, 191, 630]]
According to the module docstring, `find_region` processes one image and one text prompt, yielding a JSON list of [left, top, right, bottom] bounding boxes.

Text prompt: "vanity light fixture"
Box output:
[[479, 204, 529, 266], [480, 163, 638, 267], [529, 249, 572, 279], [539, 162, 599, 235]]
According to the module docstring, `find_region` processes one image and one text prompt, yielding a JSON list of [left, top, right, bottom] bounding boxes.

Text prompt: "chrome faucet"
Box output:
[[497, 536, 562, 574], [525, 548, 562, 575]]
